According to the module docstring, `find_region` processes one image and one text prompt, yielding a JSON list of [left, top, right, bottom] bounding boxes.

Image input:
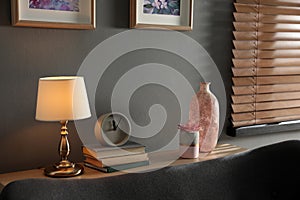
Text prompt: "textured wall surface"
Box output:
[[0, 0, 235, 173]]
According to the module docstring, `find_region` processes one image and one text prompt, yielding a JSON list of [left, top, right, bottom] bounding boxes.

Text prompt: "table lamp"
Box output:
[[35, 76, 91, 177]]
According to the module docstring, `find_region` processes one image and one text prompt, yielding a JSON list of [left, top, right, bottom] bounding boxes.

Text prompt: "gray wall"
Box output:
[[0, 0, 297, 174]]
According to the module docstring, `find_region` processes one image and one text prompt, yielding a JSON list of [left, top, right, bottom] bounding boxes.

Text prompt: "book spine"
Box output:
[[84, 160, 150, 173], [84, 163, 112, 173], [109, 160, 149, 171], [83, 146, 146, 159], [94, 149, 145, 159], [101, 153, 148, 166]]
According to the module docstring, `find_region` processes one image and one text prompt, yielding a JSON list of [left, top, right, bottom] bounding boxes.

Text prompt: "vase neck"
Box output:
[[200, 82, 211, 92]]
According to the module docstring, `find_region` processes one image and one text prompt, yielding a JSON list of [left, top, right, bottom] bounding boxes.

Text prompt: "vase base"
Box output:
[[198, 151, 210, 158]]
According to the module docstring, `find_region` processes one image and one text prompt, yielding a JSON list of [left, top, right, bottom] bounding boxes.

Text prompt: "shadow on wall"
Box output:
[[0, 123, 83, 173], [0, 0, 11, 26], [108, 0, 130, 29], [193, 0, 235, 135]]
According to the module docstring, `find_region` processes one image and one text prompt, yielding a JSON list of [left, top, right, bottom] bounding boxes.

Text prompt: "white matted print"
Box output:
[[11, 0, 96, 29], [130, 0, 193, 31]]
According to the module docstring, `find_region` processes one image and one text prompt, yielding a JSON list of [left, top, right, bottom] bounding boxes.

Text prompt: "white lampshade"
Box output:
[[36, 76, 91, 121]]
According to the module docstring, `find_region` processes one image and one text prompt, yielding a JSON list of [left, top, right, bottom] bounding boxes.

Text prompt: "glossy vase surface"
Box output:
[[186, 82, 219, 155]]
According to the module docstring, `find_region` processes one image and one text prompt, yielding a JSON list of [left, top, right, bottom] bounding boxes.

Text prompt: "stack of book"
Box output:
[[82, 141, 149, 173]]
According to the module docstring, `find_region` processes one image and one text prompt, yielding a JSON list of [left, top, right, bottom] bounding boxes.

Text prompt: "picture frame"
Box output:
[[11, 0, 96, 29], [130, 0, 193, 31]]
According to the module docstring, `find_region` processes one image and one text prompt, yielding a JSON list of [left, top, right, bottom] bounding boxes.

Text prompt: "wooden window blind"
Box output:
[[232, 0, 300, 128]]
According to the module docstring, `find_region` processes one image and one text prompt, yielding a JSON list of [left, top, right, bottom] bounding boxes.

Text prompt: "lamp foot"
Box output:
[[44, 162, 84, 178]]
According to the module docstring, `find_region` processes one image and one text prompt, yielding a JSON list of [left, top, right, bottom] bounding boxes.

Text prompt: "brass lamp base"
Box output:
[[44, 161, 84, 178], [44, 121, 84, 178]]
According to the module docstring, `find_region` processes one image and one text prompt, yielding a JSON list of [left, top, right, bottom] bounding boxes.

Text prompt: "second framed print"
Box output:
[[130, 0, 193, 31]]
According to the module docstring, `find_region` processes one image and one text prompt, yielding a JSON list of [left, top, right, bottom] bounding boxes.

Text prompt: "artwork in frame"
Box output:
[[130, 0, 193, 31], [11, 0, 96, 29]]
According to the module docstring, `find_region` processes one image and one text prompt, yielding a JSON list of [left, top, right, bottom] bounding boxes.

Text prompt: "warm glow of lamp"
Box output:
[[36, 76, 91, 177]]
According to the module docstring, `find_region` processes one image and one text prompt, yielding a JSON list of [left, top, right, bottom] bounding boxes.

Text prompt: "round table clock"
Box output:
[[95, 112, 131, 146]]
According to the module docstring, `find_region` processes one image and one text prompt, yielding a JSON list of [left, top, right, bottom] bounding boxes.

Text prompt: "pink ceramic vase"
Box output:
[[186, 82, 219, 155]]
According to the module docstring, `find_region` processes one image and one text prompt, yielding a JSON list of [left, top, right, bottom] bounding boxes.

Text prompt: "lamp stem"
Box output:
[[59, 120, 71, 163]]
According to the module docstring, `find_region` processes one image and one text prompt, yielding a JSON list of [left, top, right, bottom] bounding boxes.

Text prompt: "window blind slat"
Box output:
[[234, 13, 300, 23], [232, 99, 300, 113], [234, 32, 300, 41], [235, 3, 300, 15], [232, 107, 300, 121], [232, 91, 300, 103], [233, 41, 257, 50], [233, 58, 300, 67], [232, 68, 255, 76], [234, 22, 300, 32], [257, 107, 300, 118], [233, 75, 300, 85], [234, 13, 258, 22], [233, 67, 300, 76], [237, 0, 300, 7], [232, 112, 255, 121], [233, 115, 300, 127], [232, 95, 254, 104], [261, 14, 300, 23], [232, 77, 255, 86], [258, 76, 300, 84], [233, 50, 300, 58], [234, 3, 258, 13], [233, 86, 256, 95], [256, 115, 300, 124], [258, 99, 300, 111], [233, 83, 300, 95], [234, 22, 259, 32], [232, 104, 255, 113], [234, 41, 300, 50], [233, 50, 255, 58], [234, 32, 257, 40], [232, 120, 256, 127], [258, 49, 300, 58]]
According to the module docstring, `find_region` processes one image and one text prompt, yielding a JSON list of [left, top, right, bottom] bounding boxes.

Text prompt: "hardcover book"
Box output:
[[84, 160, 150, 173], [82, 141, 146, 159], [84, 152, 149, 168]]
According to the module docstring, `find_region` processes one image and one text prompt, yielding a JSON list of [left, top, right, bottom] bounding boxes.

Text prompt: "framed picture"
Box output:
[[11, 0, 96, 29], [130, 0, 193, 31]]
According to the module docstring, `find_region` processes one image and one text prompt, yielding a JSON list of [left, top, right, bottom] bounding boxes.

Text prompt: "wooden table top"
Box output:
[[0, 143, 247, 187]]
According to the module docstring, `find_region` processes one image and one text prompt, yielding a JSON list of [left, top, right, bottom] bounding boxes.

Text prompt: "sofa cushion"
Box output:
[[1, 140, 300, 200]]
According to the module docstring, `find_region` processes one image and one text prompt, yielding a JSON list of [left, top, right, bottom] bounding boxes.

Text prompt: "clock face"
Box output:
[[95, 112, 131, 146]]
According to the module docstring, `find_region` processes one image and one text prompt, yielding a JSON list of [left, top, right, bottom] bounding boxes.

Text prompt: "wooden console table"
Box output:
[[0, 143, 246, 189]]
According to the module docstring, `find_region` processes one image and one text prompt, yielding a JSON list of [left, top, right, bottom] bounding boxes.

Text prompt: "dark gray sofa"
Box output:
[[1, 140, 300, 200]]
